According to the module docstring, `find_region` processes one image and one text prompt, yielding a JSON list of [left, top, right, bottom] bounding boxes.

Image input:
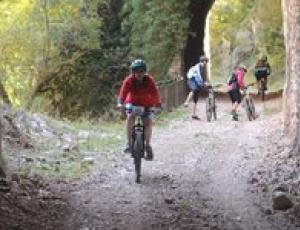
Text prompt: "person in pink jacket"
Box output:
[[227, 64, 248, 121]]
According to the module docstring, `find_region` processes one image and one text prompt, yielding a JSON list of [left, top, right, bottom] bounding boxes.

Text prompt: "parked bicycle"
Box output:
[[242, 83, 256, 121], [205, 83, 223, 122], [124, 104, 160, 183]]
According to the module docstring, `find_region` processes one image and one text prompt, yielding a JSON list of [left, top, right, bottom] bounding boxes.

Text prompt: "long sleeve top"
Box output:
[[227, 68, 247, 91], [235, 68, 246, 89], [187, 63, 204, 87], [118, 74, 161, 107]]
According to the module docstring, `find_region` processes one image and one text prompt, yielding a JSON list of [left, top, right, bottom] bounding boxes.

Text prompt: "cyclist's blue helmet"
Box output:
[[130, 59, 146, 72]]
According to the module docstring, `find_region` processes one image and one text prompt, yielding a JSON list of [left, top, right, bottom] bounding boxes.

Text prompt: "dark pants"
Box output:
[[228, 89, 242, 104], [255, 75, 267, 82]]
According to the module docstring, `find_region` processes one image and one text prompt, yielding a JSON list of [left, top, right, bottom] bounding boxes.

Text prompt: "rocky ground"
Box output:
[[0, 97, 299, 230]]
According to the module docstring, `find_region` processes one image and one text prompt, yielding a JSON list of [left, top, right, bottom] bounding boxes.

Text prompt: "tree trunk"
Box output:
[[0, 70, 12, 105], [41, 0, 50, 70], [0, 117, 6, 178], [183, 0, 215, 73], [0, 81, 11, 106], [282, 0, 300, 154]]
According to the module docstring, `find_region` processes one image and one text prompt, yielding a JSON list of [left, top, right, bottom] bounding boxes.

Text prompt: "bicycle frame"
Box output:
[[127, 106, 146, 183], [125, 105, 158, 183], [132, 114, 145, 158]]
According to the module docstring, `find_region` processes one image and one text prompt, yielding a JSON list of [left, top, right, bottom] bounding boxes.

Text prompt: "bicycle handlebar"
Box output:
[[205, 83, 224, 89], [118, 104, 162, 114], [246, 82, 256, 87]]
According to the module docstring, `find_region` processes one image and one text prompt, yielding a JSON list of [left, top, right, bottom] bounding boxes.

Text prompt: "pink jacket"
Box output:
[[235, 68, 246, 89], [227, 68, 246, 91]]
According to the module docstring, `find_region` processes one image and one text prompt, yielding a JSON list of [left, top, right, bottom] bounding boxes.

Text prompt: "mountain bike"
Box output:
[[124, 105, 159, 184], [242, 84, 256, 121], [205, 83, 223, 122]]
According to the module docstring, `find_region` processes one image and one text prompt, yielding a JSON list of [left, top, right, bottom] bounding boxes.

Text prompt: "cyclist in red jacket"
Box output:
[[117, 59, 161, 160]]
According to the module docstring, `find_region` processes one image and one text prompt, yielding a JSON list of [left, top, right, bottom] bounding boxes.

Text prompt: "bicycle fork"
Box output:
[[132, 118, 145, 157]]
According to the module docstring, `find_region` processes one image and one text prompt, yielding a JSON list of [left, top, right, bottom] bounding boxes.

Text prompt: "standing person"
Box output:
[[184, 56, 209, 107], [117, 59, 161, 161], [185, 56, 209, 120], [253, 55, 271, 94], [227, 64, 248, 121]]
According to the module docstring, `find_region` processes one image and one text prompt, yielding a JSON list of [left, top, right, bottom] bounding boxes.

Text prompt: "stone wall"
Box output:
[[282, 0, 300, 153]]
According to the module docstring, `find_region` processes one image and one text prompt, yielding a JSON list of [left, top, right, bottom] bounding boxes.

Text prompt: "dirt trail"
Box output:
[[56, 98, 294, 230], [2, 97, 298, 230]]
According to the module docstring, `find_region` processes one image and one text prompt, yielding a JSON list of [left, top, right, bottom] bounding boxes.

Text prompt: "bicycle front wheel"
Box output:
[[133, 132, 143, 183], [206, 98, 212, 122]]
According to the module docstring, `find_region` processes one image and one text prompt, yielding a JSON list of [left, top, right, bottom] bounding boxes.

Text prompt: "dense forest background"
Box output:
[[210, 0, 284, 88], [0, 0, 284, 119]]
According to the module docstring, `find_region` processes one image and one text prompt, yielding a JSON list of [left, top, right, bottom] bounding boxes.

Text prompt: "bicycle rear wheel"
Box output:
[[261, 89, 265, 101], [206, 98, 212, 122], [133, 132, 143, 183], [213, 106, 217, 120], [249, 98, 256, 120], [260, 80, 266, 101], [212, 97, 217, 120]]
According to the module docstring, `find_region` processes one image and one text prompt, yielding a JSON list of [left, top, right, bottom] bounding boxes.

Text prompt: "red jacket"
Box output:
[[118, 74, 161, 107]]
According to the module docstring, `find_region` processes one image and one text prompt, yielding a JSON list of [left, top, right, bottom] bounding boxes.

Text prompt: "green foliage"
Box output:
[[128, 0, 190, 79], [0, 0, 35, 105], [210, 0, 285, 90], [0, 0, 105, 107], [210, 0, 255, 43], [32, 0, 191, 118], [31, 0, 130, 119], [0, 0, 285, 119], [0, 0, 200, 119]]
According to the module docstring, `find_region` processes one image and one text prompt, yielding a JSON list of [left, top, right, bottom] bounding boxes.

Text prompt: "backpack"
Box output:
[[254, 60, 270, 77], [254, 66, 269, 77], [187, 64, 204, 88]]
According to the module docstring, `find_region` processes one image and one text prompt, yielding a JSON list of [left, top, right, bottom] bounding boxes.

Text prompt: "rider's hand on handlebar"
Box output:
[[153, 103, 163, 113], [116, 103, 126, 119], [116, 99, 124, 110], [241, 88, 247, 95], [116, 103, 124, 111]]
